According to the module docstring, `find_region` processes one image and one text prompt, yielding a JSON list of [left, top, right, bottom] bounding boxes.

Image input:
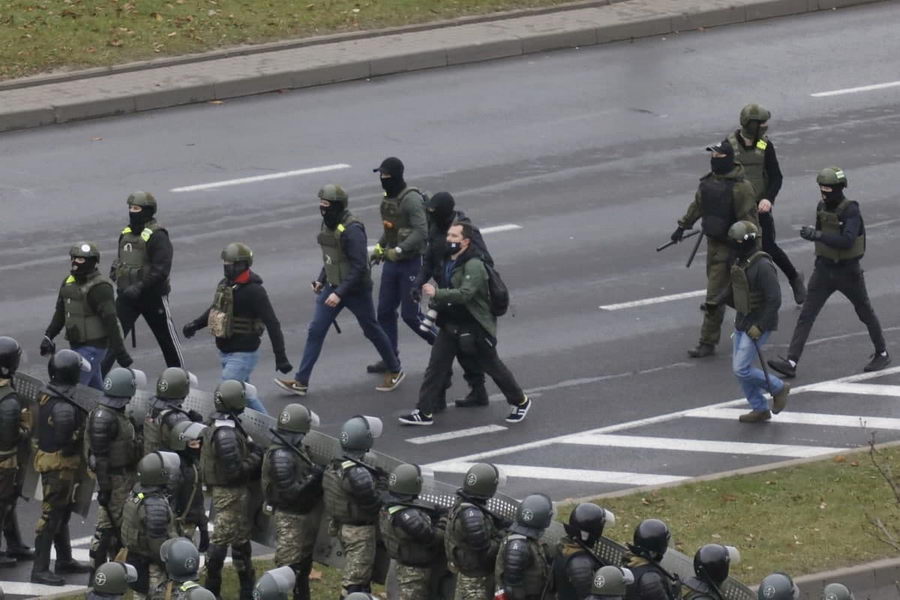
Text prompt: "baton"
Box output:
[[751, 337, 777, 398], [131, 327, 137, 349], [655, 229, 700, 252], [685, 230, 705, 269], [312, 281, 343, 334]]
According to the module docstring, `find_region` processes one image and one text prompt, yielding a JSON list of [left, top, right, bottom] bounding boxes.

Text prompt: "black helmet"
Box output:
[[694, 544, 739, 585], [0, 337, 22, 379], [48, 349, 84, 386], [565, 503, 615, 546], [631, 519, 670, 561]]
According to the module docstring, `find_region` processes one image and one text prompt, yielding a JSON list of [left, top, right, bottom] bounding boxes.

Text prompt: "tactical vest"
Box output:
[[261, 445, 320, 513], [497, 534, 551, 600], [89, 406, 140, 469], [380, 188, 424, 251], [34, 393, 82, 472], [815, 199, 865, 262], [121, 489, 158, 557], [116, 220, 164, 290], [199, 420, 246, 486], [698, 177, 737, 242], [144, 404, 186, 456], [379, 504, 437, 567], [323, 460, 378, 525], [730, 251, 770, 315], [728, 132, 768, 202], [682, 577, 719, 600], [60, 271, 113, 344], [445, 501, 500, 576], [207, 280, 263, 339], [176, 581, 205, 600], [552, 540, 598, 600], [624, 562, 677, 600], [0, 384, 20, 456], [317, 214, 372, 288]]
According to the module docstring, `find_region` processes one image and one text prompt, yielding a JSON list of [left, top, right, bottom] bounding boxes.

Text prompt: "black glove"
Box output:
[[117, 351, 133, 368], [198, 526, 210, 552], [671, 226, 685, 243], [275, 357, 293, 374], [182, 322, 198, 339], [40, 336, 55, 357], [311, 465, 326, 480], [410, 287, 422, 303], [97, 489, 111, 508], [187, 409, 203, 423], [800, 225, 821, 241], [121, 283, 143, 301], [699, 302, 718, 315]]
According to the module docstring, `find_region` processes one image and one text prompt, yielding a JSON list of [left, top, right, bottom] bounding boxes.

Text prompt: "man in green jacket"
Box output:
[[399, 222, 530, 426]]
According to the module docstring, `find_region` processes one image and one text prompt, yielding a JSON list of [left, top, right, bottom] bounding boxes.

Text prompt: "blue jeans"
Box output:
[[377, 257, 435, 355], [74, 345, 106, 390], [219, 350, 267, 414], [295, 285, 400, 385], [732, 330, 784, 412]]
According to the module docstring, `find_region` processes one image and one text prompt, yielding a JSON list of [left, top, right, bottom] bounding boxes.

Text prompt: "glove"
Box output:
[[747, 325, 763, 340], [182, 322, 198, 339], [121, 283, 143, 301], [40, 336, 55, 357], [385, 247, 402, 262], [369, 244, 384, 266], [275, 357, 293, 374], [799, 226, 821, 241], [187, 410, 203, 423], [410, 287, 422, 303], [699, 302, 718, 315], [97, 489, 111, 508], [310, 465, 325, 481], [116, 351, 133, 368], [198, 526, 210, 552], [671, 226, 685, 243]]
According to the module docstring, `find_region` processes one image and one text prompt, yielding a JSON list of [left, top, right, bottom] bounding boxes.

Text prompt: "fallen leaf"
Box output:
[[721, 494, 737, 503], [167, 31, 177, 37], [850, 461, 860, 467], [833, 455, 847, 463], [109, 39, 123, 47], [152, 12, 163, 21], [711, 533, 721, 539], [309, 568, 322, 581], [819, 502, 827, 510]]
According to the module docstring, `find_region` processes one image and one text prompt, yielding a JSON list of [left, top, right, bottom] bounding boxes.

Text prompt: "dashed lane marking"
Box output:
[[169, 163, 351, 192], [811, 80, 900, 97], [432, 462, 687, 486], [562, 434, 840, 458], [406, 425, 507, 445]]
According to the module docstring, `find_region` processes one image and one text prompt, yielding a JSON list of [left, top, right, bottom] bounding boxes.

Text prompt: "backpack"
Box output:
[[484, 262, 509, 317]]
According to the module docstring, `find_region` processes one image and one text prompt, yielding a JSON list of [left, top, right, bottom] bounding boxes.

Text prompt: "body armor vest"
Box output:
[[445, 501, 500, 577], [728, 132, 768, 201], [60, 271, 113, 344], [144, 404, 187, 456], [116, 220, 164, 290], [200, 420, 246, 487], [88, 406, 140, 469], [682, 577, 719, 600], [0, 384, 21, 456], [323, 460, 378, 525], [815, 199, 865, 262], [317, 214, 372, 288], [261, 445, 319, 513], [497, 534, 551, 600], [121, 489, 167, 557], [730, 251, 770, 316], [698, 178, 737, 242], [207, 280, 263, 339], [380, 188, 423, 251], [624, 563, 677, 600], [35, 392, 82, 472], [552, 539, 599, 600], [379, 504, 438, 567]]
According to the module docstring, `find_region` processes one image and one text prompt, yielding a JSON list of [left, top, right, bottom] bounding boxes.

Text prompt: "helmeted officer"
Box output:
[[444, 462, 509, 600], [183, 242, 291, 414], [31, 349, 92, 585], [379, 463, 445, 600], [622, 519, 677, 600], [495, 493, 555, 600], [553, 503, 616, 600], [144, 368, 196, 456], [671, 144, 758, 358], [682, 544, 740, 599], [167, 421, 208, 551], [768, 167, 890, 378], [103, 191, 185, 376], [756, 572, 799, 600], [262, 403, 324, 600], [121, 451, 180, 600], [88, 560, 138, 600], [149, 537, 203, 600], [822, 583, 854, 600], [42, 242, 131, 389], [274, 184, 403, 396], [87, 367, 144, 580], [322, 416, 385, 597], [586, 566, 634, 600], [0, 337, 32, 567], [254, 566, 297, 600], [200, 380, 264, 599]]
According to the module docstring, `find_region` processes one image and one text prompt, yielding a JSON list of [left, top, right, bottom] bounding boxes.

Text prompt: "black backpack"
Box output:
[[484, 262, 509, 317]]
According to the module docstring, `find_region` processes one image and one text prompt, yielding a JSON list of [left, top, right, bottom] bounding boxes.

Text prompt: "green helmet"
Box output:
[[221, 242, 254, 266], [758, 572, 799, 600], [93, 560, 138, 594], [127, 191, 158, 212], [511, 493, 553, 538], [156, 367, 190, 401], [822, 583, 854, 600], [103, 367, 137, 399], [214, 380, 247, 413], [277, 403, 318, 434], [740, 103, 771, 127], [344, 594, 375, 600], [389, 463, 423, 498], [137, 451, 180, 487], [318, 184, 349, 208], [462, 463, 501, 500], [185, 587, 216, 600], [816, 166, 848, 188], [70, 241, 100, 259], [590, 566, 635, 597], [160, 537, 199, 582], [253, 566, 296, 600], [727, 220, 759, 244], [339, 415, 382, 455], [168, 420, 207, 452]]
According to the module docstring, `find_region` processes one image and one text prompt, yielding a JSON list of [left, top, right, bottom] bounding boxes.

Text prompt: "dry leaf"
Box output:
[[309, 568, 323, 581], [850, 460, 860, 467], [167, 31, 177, 37], [152, 12, 163, 21], [109, 39, 123, 47], [833, 455, 847, 463]]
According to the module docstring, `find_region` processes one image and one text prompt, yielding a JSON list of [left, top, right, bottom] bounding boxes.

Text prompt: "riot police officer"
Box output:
[[553, 503, 616, 600], [41, 242, 131, 389], [0, 337, 31, 567], [822, 583, 854, 600], [444, 462, 508, 600], [768, 167, 890, 378], [149, 537, 203, 600], [103, 191, 185, 376], [379, 463, 445, 600], [167, 421, 208, 551], [586, 566, 634, 600], [121, 451, 180, 600], [88, 561, 138, 600], [756, 572, 799, 600], [262, 403, 324, 600], [31, 349, 92, 585], [495, 493, 555, 600], [200, 380, 264, 599], [254, 566, 297, 600], [671, 144, 758, 358], [87, 368, 143, 579], [144, 368, 196, 456], [322, 416, 385, 597], [622, 519, 677, 600], [682, 544, 739, 599]]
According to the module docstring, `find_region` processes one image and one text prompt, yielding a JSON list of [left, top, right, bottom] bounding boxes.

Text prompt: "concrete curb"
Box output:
[[0, 0, 893, 133]]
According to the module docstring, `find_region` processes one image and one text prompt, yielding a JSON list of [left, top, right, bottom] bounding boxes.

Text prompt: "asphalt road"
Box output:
[[2, 2, 900, 597]]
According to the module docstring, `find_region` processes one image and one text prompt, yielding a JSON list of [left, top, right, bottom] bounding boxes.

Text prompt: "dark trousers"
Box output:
[[787, 260, 886, 362], [102, 293, 184, 374], [417, 325, 524, 416], [377, 258, 435, 355], [759, 212, 798, 281]]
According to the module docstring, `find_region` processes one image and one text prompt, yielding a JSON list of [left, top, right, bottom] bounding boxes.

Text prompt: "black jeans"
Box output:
[[759, 211, 798, 281], [417, 324, 524, 416], [101, 293, 184, 374], [787, 259, 886, 361]]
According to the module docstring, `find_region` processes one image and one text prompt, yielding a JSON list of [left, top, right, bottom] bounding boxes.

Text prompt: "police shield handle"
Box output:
[[685, 231, 705, 268], [655, 229, 699, 252]]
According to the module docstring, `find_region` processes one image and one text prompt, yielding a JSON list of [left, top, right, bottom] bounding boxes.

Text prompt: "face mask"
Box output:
[[381, 176, 404, 197], [734, 240, 755, 257], [70, 258, 96, 276], [711, 155, 734, 175], [320, 205, 343, 229], [444, 241, 462, 257], [757, 123, 768, 137], [224, 263, 246, 281], [129, 212, 147, 231], [821, 188, 844, 208]]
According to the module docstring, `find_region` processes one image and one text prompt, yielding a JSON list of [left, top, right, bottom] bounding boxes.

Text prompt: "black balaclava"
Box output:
[[377, 157, 406, 197], [734, 238, 756, 259], [427, 192, 456, 231], [320, 203, 344, 230], [710, 141, 735, 175], [71, 257, 98, 277], [223, 261, 249, 282], [821, 184, 845, 209], [129, 208, 154, 232]]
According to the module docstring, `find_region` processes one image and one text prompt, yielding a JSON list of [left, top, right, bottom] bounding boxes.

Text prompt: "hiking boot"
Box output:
[[366, 360, 388, 374], [767, 356, 796, 378], [398, 410, 433, 426], [273, 378, 308, 396], [864, 351, 891, 372], [738, 410, 772, 423], [772, 382, 790, 414], [789, 271, 807, 305], [455, 387, 490, 408], [31, 569, 66, 586], [376, 370, 405, 392], [505, 396, 531, 424], [687, 343, 715, 358]]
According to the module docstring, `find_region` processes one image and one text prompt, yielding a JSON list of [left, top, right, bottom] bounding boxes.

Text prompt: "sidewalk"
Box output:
[[0, 0, 887, 133]]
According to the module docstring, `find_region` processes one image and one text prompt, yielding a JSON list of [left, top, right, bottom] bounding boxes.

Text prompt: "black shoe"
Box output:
[[6, 545, 34, 560], [31, 569, 66, 586], [789, 271, 807, 305], [0, 552, 15, 567], [366, 360, 388, 374], [767, 356, 797, 379], [455, 388, 489, 408], [687, 343, 715, 358], [864, 351, 891, 372], [55, 558, 91, 574]]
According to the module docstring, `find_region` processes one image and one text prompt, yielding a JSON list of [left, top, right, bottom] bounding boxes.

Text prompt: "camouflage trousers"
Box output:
[[36, 469, 76, 534], [210, 485, 250, 546], [338, 523, 376, 593], [274, 502, 322, 567], [132, 561, 165, 600], [453, 572, 494, 600], [90, 472, 135, 561], [396, 562, 431, 600]]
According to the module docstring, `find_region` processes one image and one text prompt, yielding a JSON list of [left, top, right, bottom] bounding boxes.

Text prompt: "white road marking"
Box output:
[[432, 462, 687, 486], [368, 223, 522, 251], [802, 382, 900, 397], [50, 548, 90, 561], [599, 289, 706, 311], [811, 80, 900, 97], [169, 163, 351, 192], [686, 407, 900, 430], [406, 425, 507, 445], [562, 434, 840, 458], [70, 535, 94, 546], [0, 582, 85, 595]]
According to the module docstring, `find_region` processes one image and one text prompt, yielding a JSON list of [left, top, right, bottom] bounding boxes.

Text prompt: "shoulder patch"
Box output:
[[756, 140, 768, 151]]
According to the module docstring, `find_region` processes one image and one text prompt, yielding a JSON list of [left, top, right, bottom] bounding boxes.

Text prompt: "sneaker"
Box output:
[[376, 370, 405, 392], [687, 343, 715, 358], [738, 410, 772, 423], [864, 351, 891, 372], [367, 360, 388, 374], [273, 378, 308, 396], [772, 382, 790, 414], [789, 271, 807, 305], [505, 396, 531, 423], [398, 410, 433, 426], [767, 356, 797, 379]]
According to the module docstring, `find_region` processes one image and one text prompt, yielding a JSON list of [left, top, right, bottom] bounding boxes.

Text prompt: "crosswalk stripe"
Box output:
[[561, 434, 840, 458], [0, 581, 85, 596], [431, 461, 687, 486], [50, 548, 90, 561], [802, 382, 900, 397], [685, 407, 900, 430], [406, 425, 507, 445]]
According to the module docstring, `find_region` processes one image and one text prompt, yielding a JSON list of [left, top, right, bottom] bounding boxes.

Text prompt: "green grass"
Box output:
[[1, 0, 576, 80]]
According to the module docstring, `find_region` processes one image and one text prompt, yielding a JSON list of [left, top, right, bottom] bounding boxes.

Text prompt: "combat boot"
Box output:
[[455, 385, 489, 408], [233, 542, 256, 600], [54, 528, 90, 574], [687, 343, 714, 358], [292, 557, 313, 600], [789, 271, 807, 305], [4, 511, 34, 560], [738, 410, 772, 423], [31, 531, 65, 586], [204, 543, 227, 597]]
